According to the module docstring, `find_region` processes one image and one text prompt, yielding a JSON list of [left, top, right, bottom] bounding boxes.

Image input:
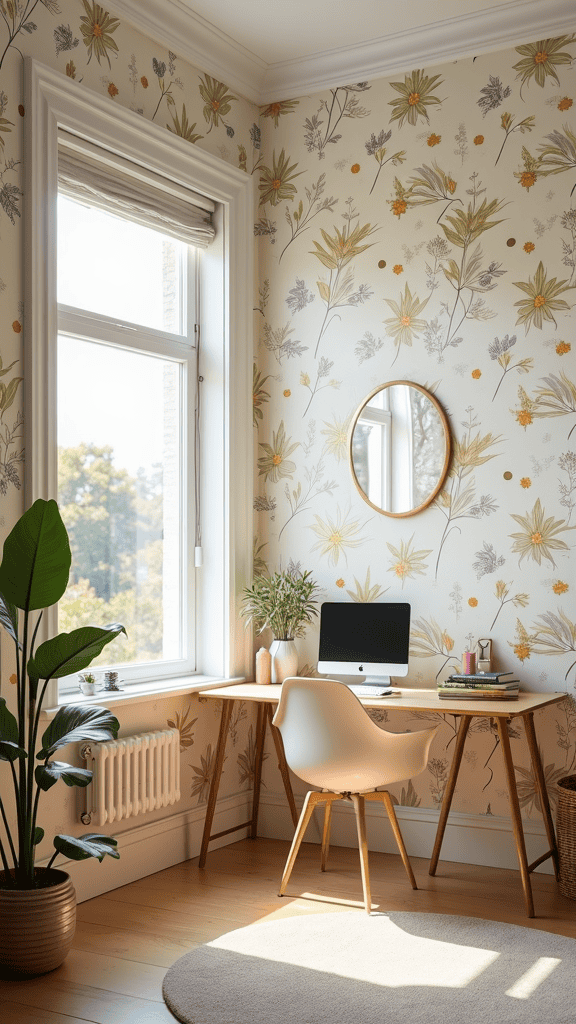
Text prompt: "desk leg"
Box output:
[[199, 698, 234, 869], [497, 717, 534, 918], [429, 715, 470, 876], [266, 703, 299, 827], [251, 702, 267, 839], [524, 711, 559, 880]]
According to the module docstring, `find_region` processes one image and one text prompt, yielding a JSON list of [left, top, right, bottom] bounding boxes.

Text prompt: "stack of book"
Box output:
[[438, 671, 520, 700]]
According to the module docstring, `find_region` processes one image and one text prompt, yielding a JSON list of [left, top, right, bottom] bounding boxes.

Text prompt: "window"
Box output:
[[56, 191, 198, 686], [25, 59, 254, 706]]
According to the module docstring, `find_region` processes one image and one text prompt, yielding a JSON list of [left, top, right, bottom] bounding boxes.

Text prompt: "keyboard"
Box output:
[[348, 685, 393, 697]]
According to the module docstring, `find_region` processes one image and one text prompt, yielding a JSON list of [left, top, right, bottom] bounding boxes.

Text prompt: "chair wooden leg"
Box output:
[[379, 790, 417, 890], [351, 794, 372, 913], [320, 799, 333, 872], [278, 791, 327, 897]]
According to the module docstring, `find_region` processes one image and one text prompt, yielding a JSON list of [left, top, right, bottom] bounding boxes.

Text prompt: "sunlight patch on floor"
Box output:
[[505, 957, 562, 999]]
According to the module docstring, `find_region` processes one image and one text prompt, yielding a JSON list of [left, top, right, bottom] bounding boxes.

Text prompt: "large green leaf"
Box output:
[[33, 827, 44, 846], [0, 499, 71, 611], [53, 833, 119, 862], [0, 739, 27, 762], [0, 591, 19, 645], [0, 695, 18, 743], [35, 761, 93, 791], [28, 623, 126, 681], [38, 705, 120, 760]]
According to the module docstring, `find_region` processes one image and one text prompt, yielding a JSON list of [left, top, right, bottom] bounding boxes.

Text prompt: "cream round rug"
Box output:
[[162, 911, 576, 1024]]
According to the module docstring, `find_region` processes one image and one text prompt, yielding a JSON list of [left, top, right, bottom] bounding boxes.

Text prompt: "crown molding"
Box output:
[[110, 0, 576, 106]]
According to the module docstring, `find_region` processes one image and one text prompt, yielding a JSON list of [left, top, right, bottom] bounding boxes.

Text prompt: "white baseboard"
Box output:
[[37, 791, 253, 903], [257, 790, 555, 876], [39, 787, 554, 903]]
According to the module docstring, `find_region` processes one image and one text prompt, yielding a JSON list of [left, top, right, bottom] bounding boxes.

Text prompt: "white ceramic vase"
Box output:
[[269, 639, 298, 684]]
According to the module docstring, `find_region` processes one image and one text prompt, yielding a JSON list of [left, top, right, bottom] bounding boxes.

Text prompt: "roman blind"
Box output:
[[57, 130, 216, 248]]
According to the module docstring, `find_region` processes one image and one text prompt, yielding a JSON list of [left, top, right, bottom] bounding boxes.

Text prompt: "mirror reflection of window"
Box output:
[[350, 382, 450, 517]]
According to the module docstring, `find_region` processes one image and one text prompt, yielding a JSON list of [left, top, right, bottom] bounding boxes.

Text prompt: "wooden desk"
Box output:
[[198, 683, 566, 917]]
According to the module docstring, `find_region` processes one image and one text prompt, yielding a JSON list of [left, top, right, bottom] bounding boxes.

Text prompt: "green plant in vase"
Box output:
[[241, 568, 320, 683], [0, 499, 125, 974]]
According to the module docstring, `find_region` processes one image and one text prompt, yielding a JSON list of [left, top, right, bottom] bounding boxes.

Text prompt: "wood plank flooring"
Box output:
[[1, 836, 575, 1023]]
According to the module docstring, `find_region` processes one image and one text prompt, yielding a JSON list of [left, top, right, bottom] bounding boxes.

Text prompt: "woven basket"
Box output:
[[557, 775, 576, 901]]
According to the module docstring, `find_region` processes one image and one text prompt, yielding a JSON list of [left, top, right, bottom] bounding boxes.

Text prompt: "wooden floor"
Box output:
[[1, 836, 575, 1023]]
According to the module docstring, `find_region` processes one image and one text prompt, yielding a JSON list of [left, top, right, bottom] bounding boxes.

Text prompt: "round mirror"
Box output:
[[349, 381, 451, 517]]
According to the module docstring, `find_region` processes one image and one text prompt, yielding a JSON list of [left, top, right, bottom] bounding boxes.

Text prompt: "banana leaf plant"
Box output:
[[0, 498, 126, 889]]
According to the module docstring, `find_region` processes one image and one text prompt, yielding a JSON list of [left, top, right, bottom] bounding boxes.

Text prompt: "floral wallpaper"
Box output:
[[254, 34, 576, 822], [0, 1, 575, 851]]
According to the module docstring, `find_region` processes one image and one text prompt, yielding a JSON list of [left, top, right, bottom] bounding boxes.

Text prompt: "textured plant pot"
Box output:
[[557, 775, 576, 901], [269, 639, 298, 684], [0, 868, 76, 976]]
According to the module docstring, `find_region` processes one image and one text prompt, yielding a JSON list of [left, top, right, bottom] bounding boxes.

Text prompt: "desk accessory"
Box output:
[[255, 647, 272, 684], [240, 568, 320, 684], [461, 651, 476, 674], [476, 638, 492, 673]]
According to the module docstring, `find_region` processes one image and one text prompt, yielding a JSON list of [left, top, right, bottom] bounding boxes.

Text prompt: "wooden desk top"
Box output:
[[198, 683, 567, 718]]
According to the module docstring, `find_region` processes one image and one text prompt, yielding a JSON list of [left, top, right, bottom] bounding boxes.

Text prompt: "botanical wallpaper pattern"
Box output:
[[254, 33, 576, 823], [0, 2, 574, 849]]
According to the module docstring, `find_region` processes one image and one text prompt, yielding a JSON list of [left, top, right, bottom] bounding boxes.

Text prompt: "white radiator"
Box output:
[[80, 729, 181, 826]]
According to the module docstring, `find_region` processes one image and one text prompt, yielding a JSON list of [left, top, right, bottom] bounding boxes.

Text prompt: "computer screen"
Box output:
[[317, 602, 411, 685]]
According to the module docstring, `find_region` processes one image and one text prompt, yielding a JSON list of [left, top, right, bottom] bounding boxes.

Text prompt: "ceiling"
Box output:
[[110, 0, 575, 104]]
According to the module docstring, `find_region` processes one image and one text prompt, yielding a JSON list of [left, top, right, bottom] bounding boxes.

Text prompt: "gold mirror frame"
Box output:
[[348, 381, 451, 518]]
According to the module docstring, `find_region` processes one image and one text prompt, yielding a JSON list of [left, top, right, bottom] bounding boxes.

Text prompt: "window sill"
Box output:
[[40, 674, 246, 718]]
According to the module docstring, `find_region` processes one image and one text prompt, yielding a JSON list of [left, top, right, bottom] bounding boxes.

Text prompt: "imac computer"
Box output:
[[317, 601, 411, 696]]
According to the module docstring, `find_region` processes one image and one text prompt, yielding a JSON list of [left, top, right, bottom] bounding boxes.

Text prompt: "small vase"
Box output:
[[269, 639, 298, 684]]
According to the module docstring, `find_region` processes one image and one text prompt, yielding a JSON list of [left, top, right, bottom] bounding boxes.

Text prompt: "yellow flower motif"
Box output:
[[446, 178, 456, 193], [257, 420, 299, 483], [107, 82, 118, 98], [523, 242, 535, 253], [556, 341, 571, 354], [391, 199, 407, 217], [393, 264, 403, 275], [389, 68, 444, 127], [516, 410, 532, 428], [520, 477, 531, 488], [558, 97, 573, 110], [472, 369, 481, 379], [468, 597, 478, 607], [199, 74, 237, 132], [309, 507, 368, 566], [384, 283, 429, 357], [427, 133, 441, 146], [259, 149, 302, 207], [520, 170, 537, 190], [513, 35, 576, 96], [283, 389, 291, 397], [553, 580, 569, 594], [141, 76, 149, 88], [514, 642, 531, 662], [336, 578, 345, 588], [9, 673, 17, 685], [261, 99, 299, 127], [65, 61, 77, 79], [321, 415, 352, 463], [510, 497, 574, 567], [12, 320, 21, 333], [474, 135, 484, 145], [351, 163, 361, 173], [80, 1, 120, 68], [513, 260, 574, 332]]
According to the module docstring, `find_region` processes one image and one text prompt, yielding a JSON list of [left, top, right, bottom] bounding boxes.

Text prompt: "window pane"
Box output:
[[57, 195, 186, 333], [57, 335, 183, 669]]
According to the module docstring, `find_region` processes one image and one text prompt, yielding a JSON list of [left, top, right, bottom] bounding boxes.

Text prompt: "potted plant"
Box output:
[[0, 498, 125, 976], [241, 568, 320, 683]]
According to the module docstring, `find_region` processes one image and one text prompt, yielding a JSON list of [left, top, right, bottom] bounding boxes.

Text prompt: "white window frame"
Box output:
[[24, 58, 253, 706]]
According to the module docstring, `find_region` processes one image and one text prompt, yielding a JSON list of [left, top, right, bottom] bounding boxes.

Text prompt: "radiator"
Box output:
[[80, 729, 181, 826]]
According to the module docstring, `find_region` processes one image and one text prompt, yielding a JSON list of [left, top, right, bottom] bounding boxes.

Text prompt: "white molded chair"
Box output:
[[272, 677, 439, 912]]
